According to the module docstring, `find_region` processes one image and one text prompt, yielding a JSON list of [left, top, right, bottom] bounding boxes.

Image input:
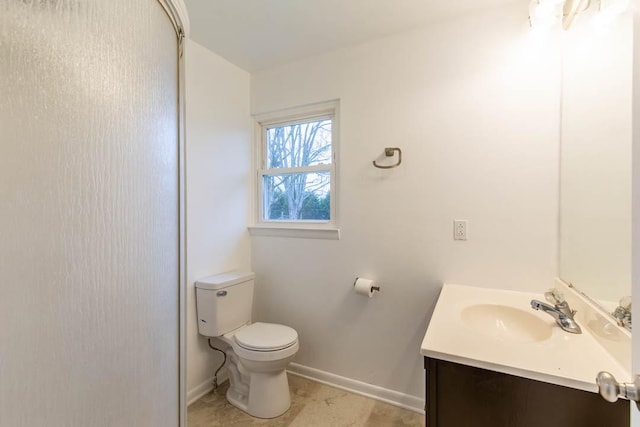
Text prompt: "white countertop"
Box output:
[[420, 283, 630, 393]]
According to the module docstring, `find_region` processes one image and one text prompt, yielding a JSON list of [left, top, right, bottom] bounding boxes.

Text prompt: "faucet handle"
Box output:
[[612, 296, 632, 328], [545, 288, 565, 305]]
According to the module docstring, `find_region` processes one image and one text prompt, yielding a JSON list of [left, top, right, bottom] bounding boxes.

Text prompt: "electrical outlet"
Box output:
[[453, 220, 467, 241]]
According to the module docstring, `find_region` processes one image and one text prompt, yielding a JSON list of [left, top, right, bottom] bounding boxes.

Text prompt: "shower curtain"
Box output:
[[0, 1, 183, 425]]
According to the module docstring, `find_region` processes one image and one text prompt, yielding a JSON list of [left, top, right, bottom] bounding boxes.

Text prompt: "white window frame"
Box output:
[[249, 100, 340, 240]]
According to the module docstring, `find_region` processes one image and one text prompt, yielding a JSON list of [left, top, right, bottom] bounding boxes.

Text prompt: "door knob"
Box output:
[[596, 372, 640, 408]]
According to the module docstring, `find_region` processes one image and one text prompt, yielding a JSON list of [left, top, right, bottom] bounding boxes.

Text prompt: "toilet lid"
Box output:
[[234, 322, 298, 351]]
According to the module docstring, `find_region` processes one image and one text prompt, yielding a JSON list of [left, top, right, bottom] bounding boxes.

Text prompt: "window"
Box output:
[[253, 101, 338, 237]]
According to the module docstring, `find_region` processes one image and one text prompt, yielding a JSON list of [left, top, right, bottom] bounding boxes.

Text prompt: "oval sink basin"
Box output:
[[461, 304, 552, 343]]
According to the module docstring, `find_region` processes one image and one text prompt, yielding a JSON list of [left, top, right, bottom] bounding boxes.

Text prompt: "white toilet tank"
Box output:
[[195, 271, 255, 337]]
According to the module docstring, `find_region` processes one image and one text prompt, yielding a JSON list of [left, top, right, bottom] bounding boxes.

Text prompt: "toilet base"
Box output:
[[226, 368, 291, 419], [210, 331, 297, 419]]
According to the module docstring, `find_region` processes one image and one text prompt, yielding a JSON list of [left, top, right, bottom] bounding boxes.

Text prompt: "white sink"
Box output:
[[420, 283, 631, 393], [461, 303, 552, 343]]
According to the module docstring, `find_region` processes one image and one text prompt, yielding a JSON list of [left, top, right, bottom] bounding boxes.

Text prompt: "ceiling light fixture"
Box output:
[[562, 0, 591, 29], [530, 0, 631, 31], [529, 0, 565, 29]]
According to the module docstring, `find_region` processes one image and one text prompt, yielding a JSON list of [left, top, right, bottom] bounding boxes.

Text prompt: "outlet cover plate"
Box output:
[[454, 220, 467, 240]]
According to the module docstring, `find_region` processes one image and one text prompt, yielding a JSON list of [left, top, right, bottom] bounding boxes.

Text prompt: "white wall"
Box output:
[[250, 4, 561, 403], [185, 40, 251, 402]]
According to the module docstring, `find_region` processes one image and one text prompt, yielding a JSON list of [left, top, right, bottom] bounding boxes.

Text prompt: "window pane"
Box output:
[[266, 118, 332, 169], [263, 171, 330, 221]]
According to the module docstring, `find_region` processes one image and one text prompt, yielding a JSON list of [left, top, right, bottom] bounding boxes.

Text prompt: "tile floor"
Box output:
[[188, 374, 425, 427]]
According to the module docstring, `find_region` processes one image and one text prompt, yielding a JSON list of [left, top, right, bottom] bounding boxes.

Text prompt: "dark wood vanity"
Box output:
[[424, 357, 630, 427]]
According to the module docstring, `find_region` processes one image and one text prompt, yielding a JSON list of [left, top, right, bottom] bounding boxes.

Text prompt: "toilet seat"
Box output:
[[234, 322, 298, 351], [224, 322, 299, 362]]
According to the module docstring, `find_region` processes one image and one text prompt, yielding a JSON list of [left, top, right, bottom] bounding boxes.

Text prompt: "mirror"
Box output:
[[558, 7, 632, 322]]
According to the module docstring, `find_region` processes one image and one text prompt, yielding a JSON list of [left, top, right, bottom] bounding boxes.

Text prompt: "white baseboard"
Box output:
[[187, 372, 229, 406], [287, 363, 425, 414]]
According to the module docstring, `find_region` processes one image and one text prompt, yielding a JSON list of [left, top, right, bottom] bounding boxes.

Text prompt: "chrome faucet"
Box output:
[[530, 289, 582, 334], [611, 296, 632, 329]]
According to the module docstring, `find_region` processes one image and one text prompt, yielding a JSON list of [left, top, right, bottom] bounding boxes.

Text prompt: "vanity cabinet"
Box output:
[[424, 357, 629, 427]]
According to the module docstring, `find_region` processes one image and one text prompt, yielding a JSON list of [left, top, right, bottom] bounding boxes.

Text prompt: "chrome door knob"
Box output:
[[596, 372, 640, 407]]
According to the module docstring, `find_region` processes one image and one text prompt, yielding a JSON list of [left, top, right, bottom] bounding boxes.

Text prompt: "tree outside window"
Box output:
[[260, 116, 334, 222]]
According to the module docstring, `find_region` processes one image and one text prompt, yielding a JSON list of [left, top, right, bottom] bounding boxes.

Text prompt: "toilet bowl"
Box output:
[[195, 272, 299, 419]]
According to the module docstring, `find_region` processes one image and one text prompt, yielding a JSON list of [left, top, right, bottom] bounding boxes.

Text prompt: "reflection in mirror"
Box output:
[[558, 3, 632, 329]]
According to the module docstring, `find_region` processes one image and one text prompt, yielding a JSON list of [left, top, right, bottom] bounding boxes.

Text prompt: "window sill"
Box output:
[[248, 225, 340, 240]]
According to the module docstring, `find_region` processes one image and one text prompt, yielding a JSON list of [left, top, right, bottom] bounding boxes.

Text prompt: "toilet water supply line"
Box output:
[[207, 339, 227, 390]]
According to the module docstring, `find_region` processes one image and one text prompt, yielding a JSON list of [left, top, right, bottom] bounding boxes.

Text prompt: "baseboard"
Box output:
[[287, 363, 425, 414], [187, 372, 229, 406]]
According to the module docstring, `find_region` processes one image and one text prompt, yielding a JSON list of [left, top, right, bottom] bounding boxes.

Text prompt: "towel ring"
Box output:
[[373, 147, 402, 169]]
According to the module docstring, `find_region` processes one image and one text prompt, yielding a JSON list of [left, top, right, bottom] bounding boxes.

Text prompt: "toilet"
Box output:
[[195, 271, 299, 419]]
